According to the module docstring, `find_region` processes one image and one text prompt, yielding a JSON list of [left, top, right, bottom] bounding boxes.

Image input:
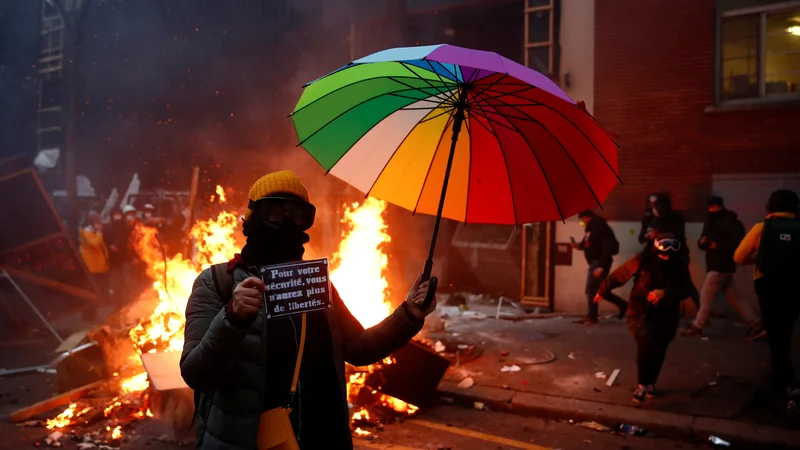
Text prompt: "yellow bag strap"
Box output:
[[290, 313, 307, 395]]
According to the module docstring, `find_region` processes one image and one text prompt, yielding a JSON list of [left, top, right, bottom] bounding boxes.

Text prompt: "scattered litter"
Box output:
[[16, 420, 43, 427], [457, 344, 470, 350], [594, 372, 607, 380], [616, 424, 647, 436], [45, 431, 63, 447], [701, 337, 710, 341], [578, 421, 612, 432], [593, 387, 603, 393], [584, 440, 592, 443], [568, 352, 577, 360], [709, 436, 731, 447], [708, 381, 718, 386], [500, 351, 510, 357], [462, 311, 487, 321], [502, 384, 510, 390], [521, 380, 528, 385], [524, 332, 547, 341], [440, 396, 454, 404], [473, 401, 485, 410], [501, 365, 521, 373], [77, 444, 97, 450], [434, 341, 446, 353], [457, 377, 474, 389], [607, 369, 621, 387]]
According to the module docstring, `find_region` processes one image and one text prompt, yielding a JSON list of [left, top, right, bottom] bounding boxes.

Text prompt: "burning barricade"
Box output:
[[10, 191, 448, 445]]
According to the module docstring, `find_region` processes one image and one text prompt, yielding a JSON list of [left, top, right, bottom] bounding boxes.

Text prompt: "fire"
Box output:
[[128, 187, 240, 354], [45, 403, 77, 430], [120, 372, 150, 394], [331, 198, 392, 328], [215, 185, 227, 203], [108, 425, 123, 440], [330, 199, 418, 424], [47, 186, 417, 436]]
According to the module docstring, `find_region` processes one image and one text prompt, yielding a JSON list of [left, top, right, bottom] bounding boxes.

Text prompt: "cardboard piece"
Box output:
[[140, 351, 188, 392]]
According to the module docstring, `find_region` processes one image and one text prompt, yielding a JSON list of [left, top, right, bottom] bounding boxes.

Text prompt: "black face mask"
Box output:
[[708, 211, 724, 222], [241, 218, 310, 266]]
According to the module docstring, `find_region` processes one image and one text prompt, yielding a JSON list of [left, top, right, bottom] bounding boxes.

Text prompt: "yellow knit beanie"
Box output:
[[243, 170, 310, 222]]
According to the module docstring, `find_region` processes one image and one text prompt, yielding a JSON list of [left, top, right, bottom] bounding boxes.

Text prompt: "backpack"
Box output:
[[757, 217, 800, 277], [609, 234, 620, 256], [192, 263, 234, 426]]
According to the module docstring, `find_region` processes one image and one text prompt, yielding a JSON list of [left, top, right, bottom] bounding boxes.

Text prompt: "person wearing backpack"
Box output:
[[734, 189, 800, 403], [681, 196, 764, 340], [571, 210, 627, 326], [179, 170, 436, 450]]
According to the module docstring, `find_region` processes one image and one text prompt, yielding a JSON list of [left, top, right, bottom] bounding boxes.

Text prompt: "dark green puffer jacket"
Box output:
[[179, 266, 424, 449]]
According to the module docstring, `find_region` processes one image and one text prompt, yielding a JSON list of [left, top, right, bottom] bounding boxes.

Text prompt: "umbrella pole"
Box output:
[[421, 97, 466, 308]]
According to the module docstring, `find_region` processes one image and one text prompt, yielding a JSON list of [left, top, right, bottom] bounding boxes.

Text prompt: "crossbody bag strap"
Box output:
[[290, 313, 307, 396]]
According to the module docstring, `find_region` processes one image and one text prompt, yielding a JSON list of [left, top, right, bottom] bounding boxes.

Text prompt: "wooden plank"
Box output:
[[4, 267, 99, 302], [140, 352, 188, 392], [54, 329, 90, 354], [8, 380, 106, 423]]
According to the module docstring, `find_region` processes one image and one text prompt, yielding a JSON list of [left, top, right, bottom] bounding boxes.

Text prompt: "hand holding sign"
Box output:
[[231, 277, 266, 320], [406, 273, 437, 320], [260, 259, 332, 319]]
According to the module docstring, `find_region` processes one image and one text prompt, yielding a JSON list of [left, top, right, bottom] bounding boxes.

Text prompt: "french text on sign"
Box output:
[[259, 258, 332, 319]]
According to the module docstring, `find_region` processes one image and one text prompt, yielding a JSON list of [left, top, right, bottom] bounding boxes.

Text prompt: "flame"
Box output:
[[128, 187, 240, 354], [331, 198, 392, 329], [330, 199, 418, 423], [48, 186, 417, 433], [120, 373, 149, 394], [45, 404, 77, 430], [108, 425, 122, 440], [215, 185, 227, 203]]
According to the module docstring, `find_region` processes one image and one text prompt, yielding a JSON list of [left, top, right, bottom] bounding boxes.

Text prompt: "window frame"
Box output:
[[715, 0, 800, 106], [524, 0, 561, 80]]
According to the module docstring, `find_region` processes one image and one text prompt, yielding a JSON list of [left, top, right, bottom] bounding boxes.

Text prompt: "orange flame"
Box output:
[[330, 199, 418, 422]]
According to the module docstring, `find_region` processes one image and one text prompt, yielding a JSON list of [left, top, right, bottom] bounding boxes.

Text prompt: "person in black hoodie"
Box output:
[[638, 193, 665, 244], [681, 196, 764, 339], [642, 194, 700, 309], [572, 210, 627, 325], [595, 233, 693, 403]]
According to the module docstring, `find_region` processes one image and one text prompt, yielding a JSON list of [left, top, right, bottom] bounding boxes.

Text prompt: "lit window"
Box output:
[[718, 3, 800, 103]]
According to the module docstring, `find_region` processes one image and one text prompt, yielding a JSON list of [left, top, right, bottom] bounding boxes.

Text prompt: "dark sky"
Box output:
[[0, 0, 522, 201]]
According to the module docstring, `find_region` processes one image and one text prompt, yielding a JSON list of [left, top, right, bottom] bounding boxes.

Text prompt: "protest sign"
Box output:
[[259, 258, 332, 319]]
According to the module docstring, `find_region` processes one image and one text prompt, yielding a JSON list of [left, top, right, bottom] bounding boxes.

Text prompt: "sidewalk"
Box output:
[[429, 304, 800, 448]]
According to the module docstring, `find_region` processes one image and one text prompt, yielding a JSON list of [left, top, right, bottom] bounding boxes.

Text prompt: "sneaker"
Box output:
[[633, 385, 647, 403], [574, 316, 599, 326], [680, 325, 703, 337], [618, 304, 628, 320], [746, 323, 767, 341], [645, 385, 657, 399]]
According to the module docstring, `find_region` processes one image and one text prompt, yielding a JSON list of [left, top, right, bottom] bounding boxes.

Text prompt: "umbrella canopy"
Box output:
[[292, 44, 620, 225]]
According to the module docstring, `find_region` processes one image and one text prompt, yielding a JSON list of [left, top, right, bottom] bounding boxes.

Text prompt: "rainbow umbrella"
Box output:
[[291, 44, 620, 302]]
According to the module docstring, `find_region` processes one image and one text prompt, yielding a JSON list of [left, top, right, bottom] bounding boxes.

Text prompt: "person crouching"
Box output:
[[594, 234, 693, 403]]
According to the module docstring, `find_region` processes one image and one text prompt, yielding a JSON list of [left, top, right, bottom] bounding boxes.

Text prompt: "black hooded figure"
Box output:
[[639, 193, 700, 309], [596, 233, 693, 403]]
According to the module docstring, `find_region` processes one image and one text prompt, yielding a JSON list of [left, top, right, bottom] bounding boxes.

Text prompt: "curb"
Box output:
[[438, 381, 800, 449]]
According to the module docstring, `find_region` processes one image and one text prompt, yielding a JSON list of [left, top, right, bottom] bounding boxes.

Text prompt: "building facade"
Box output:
[[555, 0, 800, 313]]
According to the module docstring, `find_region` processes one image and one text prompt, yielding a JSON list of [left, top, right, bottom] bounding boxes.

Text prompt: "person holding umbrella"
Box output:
[[180, 170, 436, 450], [571, 210, 627, 325]]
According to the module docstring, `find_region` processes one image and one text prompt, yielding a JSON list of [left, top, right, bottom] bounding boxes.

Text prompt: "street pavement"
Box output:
[[427, 300, 800, 447], [1, 299, 799, 449]]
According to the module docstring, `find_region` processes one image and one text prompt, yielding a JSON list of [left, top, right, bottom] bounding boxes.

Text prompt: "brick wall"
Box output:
[[595, 0, 800, 221]]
